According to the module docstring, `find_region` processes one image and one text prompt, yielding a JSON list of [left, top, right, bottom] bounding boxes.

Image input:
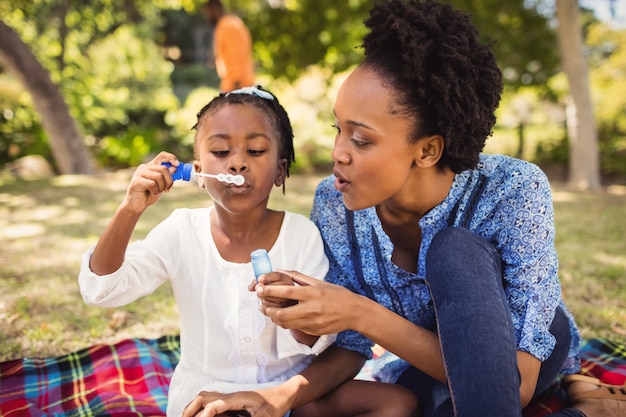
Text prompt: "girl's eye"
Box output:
[[247, 149, 266, 156], [212, 150, 229, 157]]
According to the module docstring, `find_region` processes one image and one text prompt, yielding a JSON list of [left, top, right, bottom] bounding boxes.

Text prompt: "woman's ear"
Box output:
[[415, 135, 445, 168], [274, 158, 288, 187]]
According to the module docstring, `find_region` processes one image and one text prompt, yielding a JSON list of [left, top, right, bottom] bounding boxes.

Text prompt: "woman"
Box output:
[[183, 1, 626, 416]]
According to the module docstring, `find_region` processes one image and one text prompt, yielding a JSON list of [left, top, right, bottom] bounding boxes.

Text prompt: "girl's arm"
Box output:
[[182, 345, 365, 417], [89, 152, 178, 275]]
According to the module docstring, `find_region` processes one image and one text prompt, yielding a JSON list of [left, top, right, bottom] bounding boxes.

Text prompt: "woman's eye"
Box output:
[[331, 123, 340, 133], [351, 138, 368, 147]]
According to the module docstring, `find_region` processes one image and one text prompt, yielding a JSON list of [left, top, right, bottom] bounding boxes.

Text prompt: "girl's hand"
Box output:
[[122, 152, 179, 214], [181, 389, 286, 417], [255, 270, 363, 336]]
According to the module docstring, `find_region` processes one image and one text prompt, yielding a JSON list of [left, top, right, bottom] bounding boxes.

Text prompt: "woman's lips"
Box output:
[[333, 171, 349, 192]]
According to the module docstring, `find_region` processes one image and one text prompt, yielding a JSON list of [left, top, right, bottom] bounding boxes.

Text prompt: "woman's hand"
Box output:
[[121, 151, 179, 215], [181, 389, 286, 417], [255, 270, 365, 336], [248, 272, 296, 308]]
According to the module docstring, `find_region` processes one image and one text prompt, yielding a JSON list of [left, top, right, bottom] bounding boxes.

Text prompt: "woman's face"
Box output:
[[332, 65, 421, 211], [194, 104, 286, 214]]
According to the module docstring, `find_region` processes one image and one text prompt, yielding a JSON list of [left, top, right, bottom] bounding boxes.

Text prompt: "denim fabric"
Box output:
[[395, 227, 582, 417]]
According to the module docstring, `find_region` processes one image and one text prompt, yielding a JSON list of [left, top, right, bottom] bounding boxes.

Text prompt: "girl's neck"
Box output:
[[210, 207, 284, 263]]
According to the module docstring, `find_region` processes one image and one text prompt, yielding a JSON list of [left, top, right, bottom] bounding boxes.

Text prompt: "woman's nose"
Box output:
[[331, 136, 351, 165]]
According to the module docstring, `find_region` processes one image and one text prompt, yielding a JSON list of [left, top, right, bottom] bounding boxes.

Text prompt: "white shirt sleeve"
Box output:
[[78, 210, 182, 307]]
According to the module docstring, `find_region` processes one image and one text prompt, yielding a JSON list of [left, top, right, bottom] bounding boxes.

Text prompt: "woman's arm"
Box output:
[[259, 272, 542, 405], [257, 271, 447, 383], [182, 346, 365, 417]]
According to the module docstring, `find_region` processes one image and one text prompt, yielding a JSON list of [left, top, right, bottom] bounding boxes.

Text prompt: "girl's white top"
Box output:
[[78, 207, 333, 417]]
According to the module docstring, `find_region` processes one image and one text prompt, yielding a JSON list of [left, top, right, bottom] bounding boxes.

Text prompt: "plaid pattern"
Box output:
[[0, 336, 180, 417], [523, 338, 626, 417], [0, 337, 624, 417]]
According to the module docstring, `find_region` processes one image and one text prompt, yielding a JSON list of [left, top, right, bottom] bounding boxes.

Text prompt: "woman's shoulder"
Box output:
[[479, 154, 545, 174], [313, 175, 343, 205], [478, 154, 549, 186]]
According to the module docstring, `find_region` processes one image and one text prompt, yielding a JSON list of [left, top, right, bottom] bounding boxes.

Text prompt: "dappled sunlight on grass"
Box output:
[[551, 184, 626, 342]]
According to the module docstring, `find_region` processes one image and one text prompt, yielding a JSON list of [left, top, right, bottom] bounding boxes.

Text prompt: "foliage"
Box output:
[[587, 21, 626, 177], [243, 0, 370, 82], [452, 0, 559, 86], [161, 0, 558, 86], [0, 1, 180, 169], [0, 77, 48, 163]]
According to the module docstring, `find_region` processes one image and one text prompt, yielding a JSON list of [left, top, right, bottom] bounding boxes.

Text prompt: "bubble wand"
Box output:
[[162, 162, 244, 186]]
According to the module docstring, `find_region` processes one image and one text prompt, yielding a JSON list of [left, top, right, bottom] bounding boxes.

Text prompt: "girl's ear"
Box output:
[[414, 135, 445, 168], [193, 160, 205, 188], [274, 158, 288, 187]]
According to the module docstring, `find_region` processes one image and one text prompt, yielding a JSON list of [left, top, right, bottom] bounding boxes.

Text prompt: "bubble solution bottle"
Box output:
[[250, 249, 272, 282]]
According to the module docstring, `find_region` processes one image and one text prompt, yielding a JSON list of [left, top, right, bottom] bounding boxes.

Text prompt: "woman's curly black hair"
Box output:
[[362, 0, 503, 173], [192, 86, 295, 192]]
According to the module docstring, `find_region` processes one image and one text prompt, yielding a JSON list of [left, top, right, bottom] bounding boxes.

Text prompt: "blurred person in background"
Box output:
[[203, 0, 255, 92]]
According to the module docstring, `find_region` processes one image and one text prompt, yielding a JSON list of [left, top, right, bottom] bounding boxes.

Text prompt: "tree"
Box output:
[[556, 0, 601, 190], [1, 0, 178, 171], [0, 20, 93, 175], [237, 0, 560, 86], [452, 0, 559, 87]]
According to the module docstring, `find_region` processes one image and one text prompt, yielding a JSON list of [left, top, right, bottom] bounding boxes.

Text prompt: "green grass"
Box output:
[[0, 171, 625, 361]]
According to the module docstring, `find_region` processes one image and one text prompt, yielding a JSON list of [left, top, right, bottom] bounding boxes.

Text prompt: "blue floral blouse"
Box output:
[[310, 154, 581, 383]]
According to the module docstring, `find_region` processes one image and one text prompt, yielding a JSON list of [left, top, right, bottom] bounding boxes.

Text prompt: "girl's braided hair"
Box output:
[[362, 0, 503, 173]]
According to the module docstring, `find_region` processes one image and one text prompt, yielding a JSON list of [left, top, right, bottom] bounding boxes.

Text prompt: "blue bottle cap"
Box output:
[[162, 162, 193, 181]]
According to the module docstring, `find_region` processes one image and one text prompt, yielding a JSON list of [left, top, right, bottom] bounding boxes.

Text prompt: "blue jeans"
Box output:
[[395, 227, 584, 417]]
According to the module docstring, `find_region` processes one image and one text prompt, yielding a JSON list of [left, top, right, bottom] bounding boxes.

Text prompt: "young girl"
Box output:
[[79, 86, 417, 417], [78, 86, 332, 416]]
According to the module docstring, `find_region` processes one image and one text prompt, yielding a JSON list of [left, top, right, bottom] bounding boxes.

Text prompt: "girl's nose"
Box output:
[[226, 153, 249, 173]]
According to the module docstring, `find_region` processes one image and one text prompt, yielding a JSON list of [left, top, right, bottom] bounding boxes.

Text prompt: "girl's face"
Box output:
[[194, 104, 286, 214], [331, 65, 422, 211]]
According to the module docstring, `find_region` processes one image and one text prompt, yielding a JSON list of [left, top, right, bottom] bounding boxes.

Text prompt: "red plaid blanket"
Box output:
[[0, 337, 624, 416], [0, 336, 180, 416]]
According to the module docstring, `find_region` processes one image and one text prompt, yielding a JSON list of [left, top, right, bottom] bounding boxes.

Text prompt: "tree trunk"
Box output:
[[555, 0, 600, 190], [0, 20, 94, 175]]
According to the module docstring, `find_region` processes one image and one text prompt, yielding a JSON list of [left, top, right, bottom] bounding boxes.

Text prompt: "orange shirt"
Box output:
[[214, 15, 255, 92]]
